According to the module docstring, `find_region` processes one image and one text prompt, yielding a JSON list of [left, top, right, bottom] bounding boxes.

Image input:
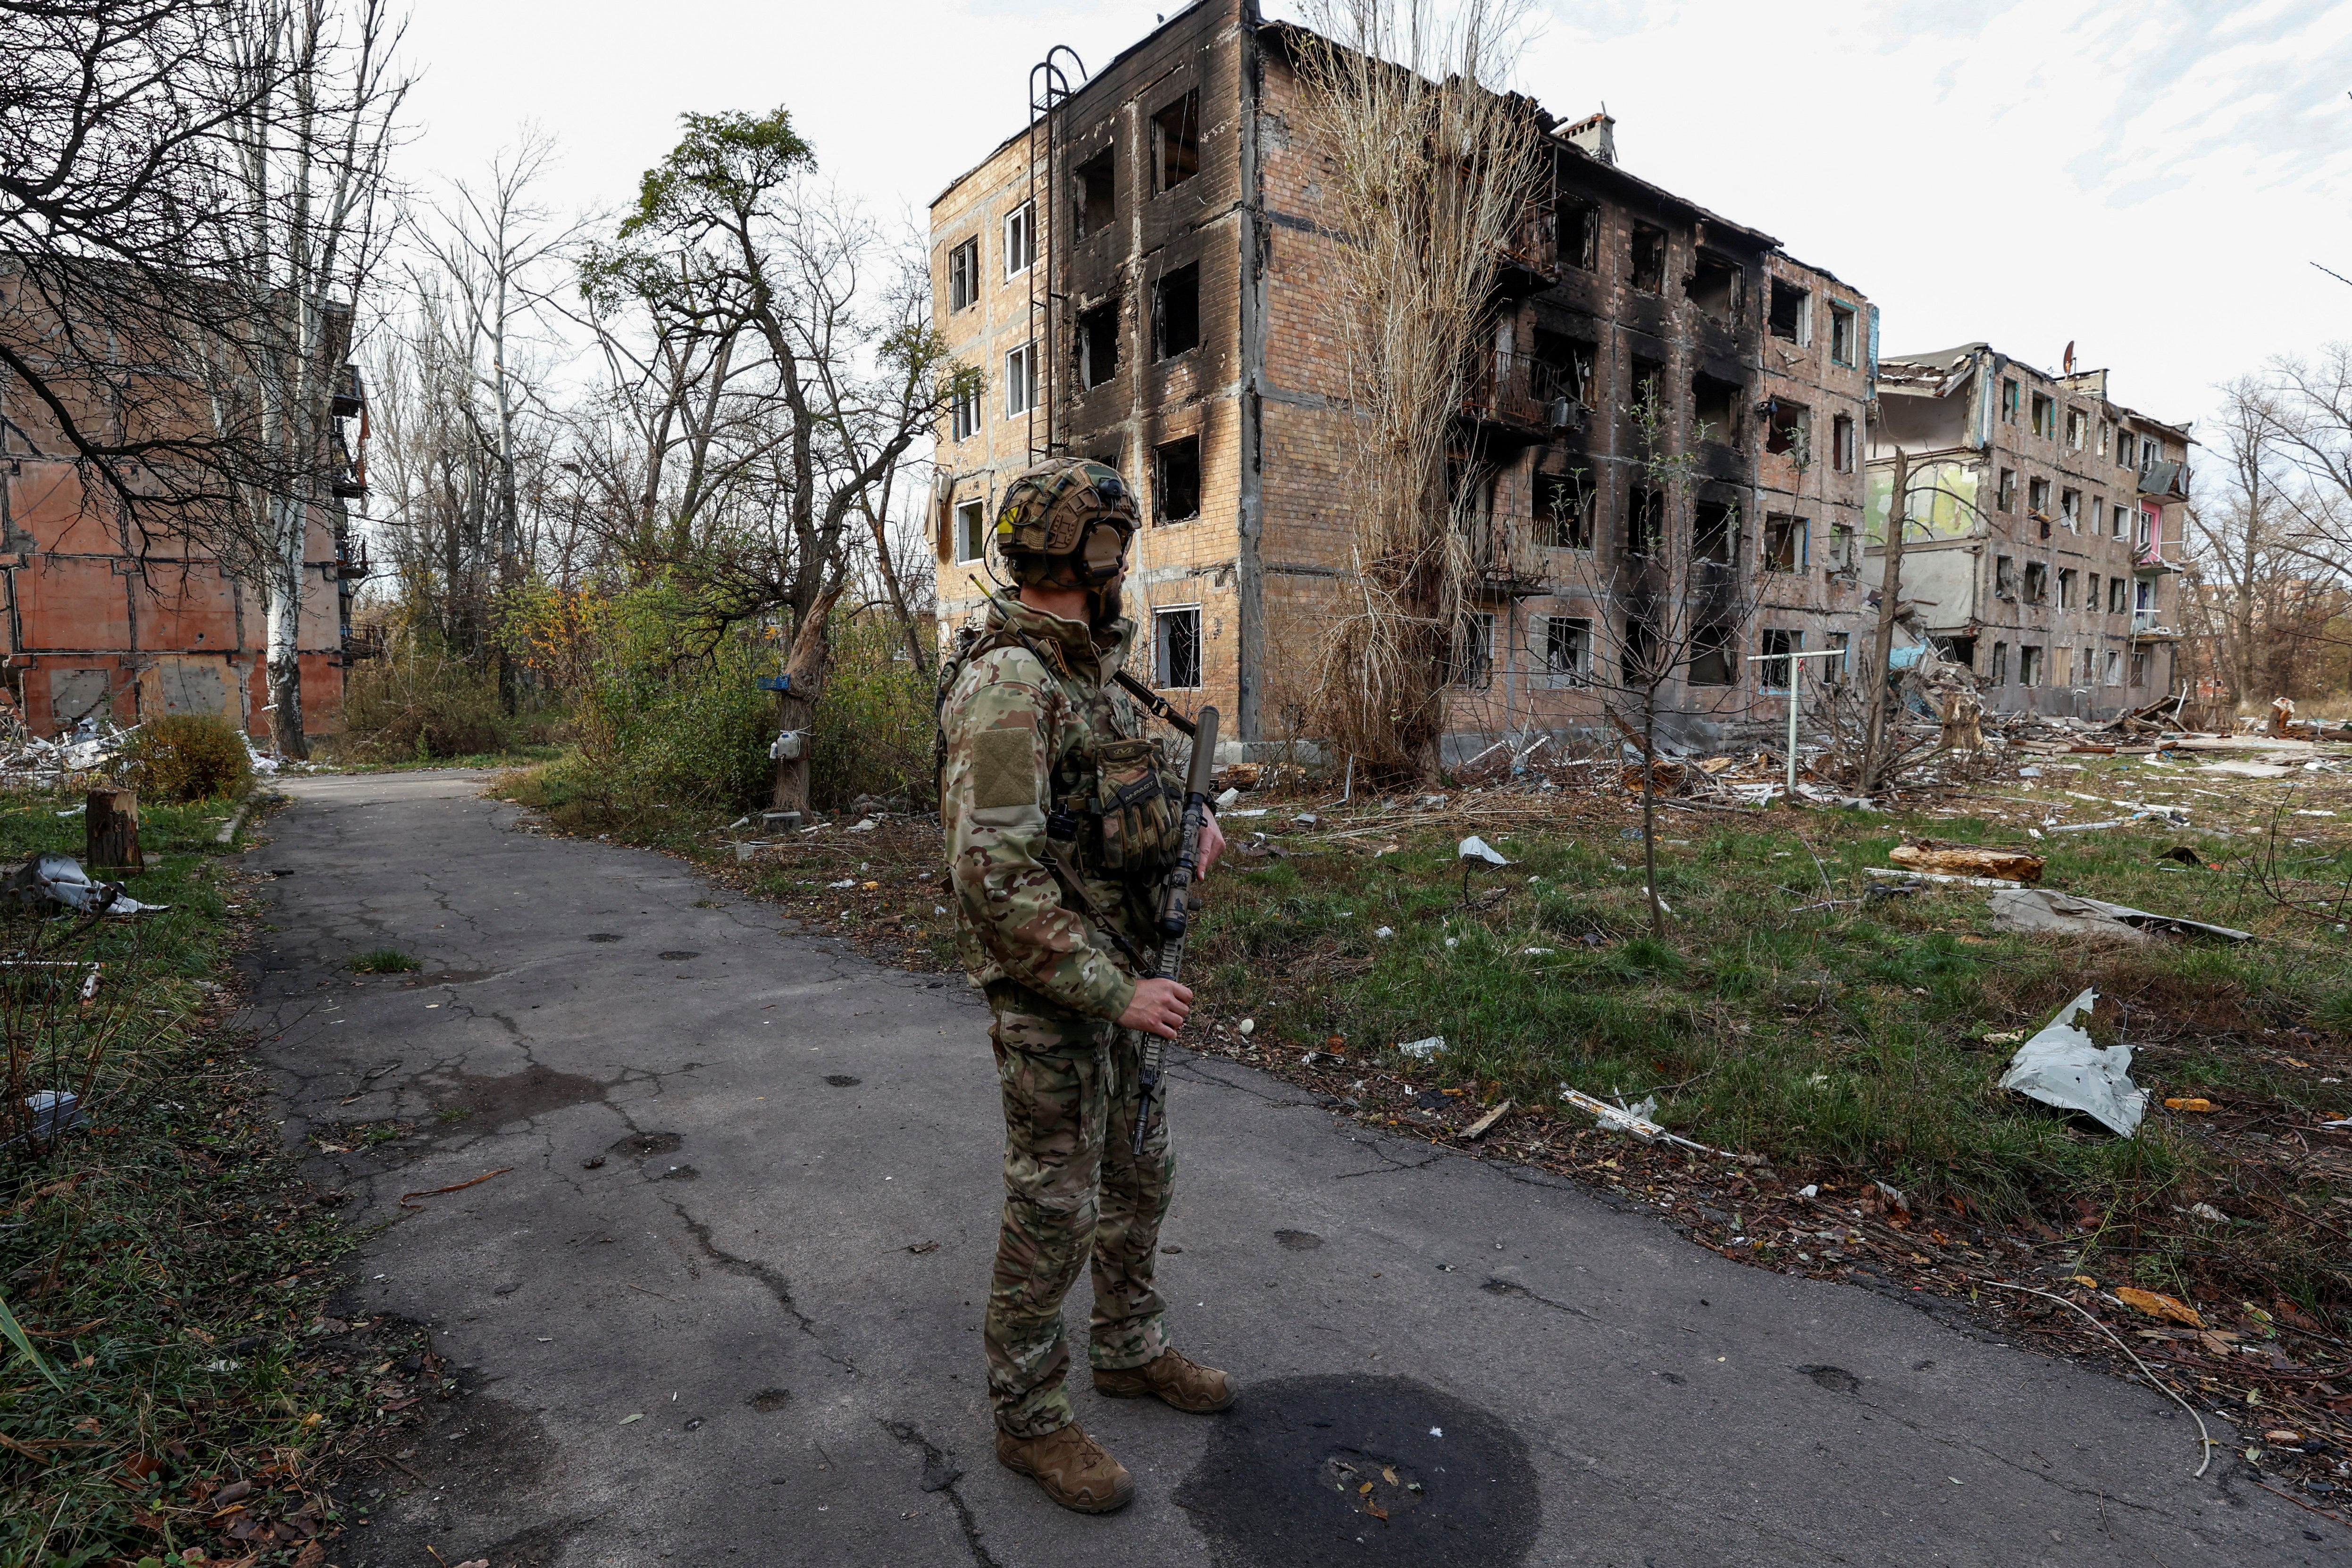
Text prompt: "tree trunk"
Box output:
[[1860, 447, 1909, 795], [85, 788, 141, 873], [266, 495, 309, 758], [770, 579, 846, 814]]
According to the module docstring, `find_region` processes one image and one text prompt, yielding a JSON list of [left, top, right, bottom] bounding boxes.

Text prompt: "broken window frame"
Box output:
[[1994, 555, 2017, 598], [948, 237, 980, 312], [2023, 561, 2049, 604], [1762, 513, 1807, 573], [1078, 302, 1120, 390], [1692, 499, 1738, 566], [1686, 622, 1738, 687], [1073, 147, 1116, 240], [1560, 198, 1599, 270], [2031, 391, 2055, 440], [1688, 252, 1741, 325], [1533, 471, 1594, 550], [1629, 223, 1667, 294], [1153, 263, 1201, 360], [954, 499, 988, 563], [2027, 475, 2052, 517], [2018, 645, 2044, 687], [1997, 468, 2017, 513], [1620, 616, 1661, 687], [2059, 487, 2080, 529], [2065, 407, 2087, 449], [1153, 434, 1203, 524], [2108, 576, 2127, 614], [1625, 486, 1664, 560], [1154, 90, 1201, 193], [1767, 277, 1809, 344], [1530, 327, 1597, 411], [1004, 202, 1036, 278], [1831, 413, 1856, 473], [2056, 567, 2077, 609], [1154, 604, 1202, 689], [1827, 520, 1857, 574], [2001, 377, 2020, 425], [1991, 641, 2009, 685], [1826, 631, 1851, 682], [1758, 628, 1802, 693], [1541, 614, 1591, 687], [1764, 398, 1810, 460], [1691, 373, 1741, 449], [2103, 647, 2122, 686], [2130, 649, 2149, 686], [1828, 302, 1857, 366]]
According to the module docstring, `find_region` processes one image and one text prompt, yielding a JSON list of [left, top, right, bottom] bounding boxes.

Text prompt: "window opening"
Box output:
[[1535, 472, 1593, 549], [1828, 302, 1857, 365], [948, 238, 979, 311], [1994, 555, 2017, 598], [1827, 520, 1857, 573], [1759, 628, 1800, 693], [1767, 277, 1808, 343], [2023, 561, 2048, 603], [1004, 341, 1037, 416], [1629, 224, 1666, 293], [1765, 398, 1809, 459], [2018, 646, 2044, 686], [1155, 91, 1200, 191], [1154, 264, 1200, 359], [1691, 373, 1740, 447], [1831, 413, 1855, 472], [1997, 468, 2017, 512], [1763, 513, 1806, 572], [954, 499, 988, 563], [2031, 392, 2055, 439], [1073, 148, 1115, 239], [2103, 648, 2121, 685], [1531, 327, 1596, 410], [950, 377, 980, 442], [1625, 486, 1664, 559], [1154, 606, 1202, 689], [2130, 649, 2148, 685], [1692, 499, 1737, 565], [1621, 617, 1660, 686], [1154, 435, 1202, 523], [1991, 642, 2009, 684], [1687, 623, 1736, 686], [1079, 303, 1120, 390], [1542, 616, 1590, 687], [2059, 487, 2080, 529], [2056, 567, 2077, 609], [1455, 612, 1495, 689], [1004, 202, 1035, 277], [2066, 408, 2087, 449], [1689, 253, 1740, 323], [2001, 377, 2020, 424], [1561, 200, 1598, 270]]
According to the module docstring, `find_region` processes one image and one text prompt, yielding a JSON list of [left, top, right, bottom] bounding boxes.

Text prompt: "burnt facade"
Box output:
[[930, 0, 1879, 751], [1866, 344, 2188, 718]]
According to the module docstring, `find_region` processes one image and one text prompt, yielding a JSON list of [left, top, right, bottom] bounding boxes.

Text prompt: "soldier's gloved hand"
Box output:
[[1117, 977, 1195, 1039], [1195, 810, 1226, 881]]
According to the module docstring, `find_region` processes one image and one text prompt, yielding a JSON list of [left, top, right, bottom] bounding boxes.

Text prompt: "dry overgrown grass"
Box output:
[[1292, 0, 1546, 778]]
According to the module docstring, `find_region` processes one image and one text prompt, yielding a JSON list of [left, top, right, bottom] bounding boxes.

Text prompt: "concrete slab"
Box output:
[[238, 770, 2341, 1567]]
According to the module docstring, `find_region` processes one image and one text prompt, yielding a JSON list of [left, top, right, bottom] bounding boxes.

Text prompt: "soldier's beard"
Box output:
[[1088, 577, 1125, 630]]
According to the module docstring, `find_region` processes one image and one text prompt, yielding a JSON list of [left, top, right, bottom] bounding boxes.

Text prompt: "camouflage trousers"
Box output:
[[984, 999, 1174, 1438]]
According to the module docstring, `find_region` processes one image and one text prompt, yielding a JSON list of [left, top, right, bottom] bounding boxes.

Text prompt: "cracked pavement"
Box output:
[[240, 770, 2344, 1567]]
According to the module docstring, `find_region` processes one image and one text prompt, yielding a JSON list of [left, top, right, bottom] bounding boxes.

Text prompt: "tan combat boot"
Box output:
[[994, 1420, 1134, 1513], [1093, 1348, 1236, 1412]]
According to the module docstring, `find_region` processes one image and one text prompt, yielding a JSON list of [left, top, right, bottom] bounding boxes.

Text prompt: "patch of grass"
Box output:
[[0, 790, 387, 1562], [348, 948, 420, 974]]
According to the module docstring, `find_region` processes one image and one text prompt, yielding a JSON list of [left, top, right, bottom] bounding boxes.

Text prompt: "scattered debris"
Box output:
[[1461, 1100, 1513, 1140], [1995, 988, 2146, 1137], [1866, 866, 2026, 890], [2, 1089, 89, 1149], [2115, 1286, 2204, 1328], [2165, 1097, 2215, 1113], [1395, 1036, 1445, 1060], [1887, 840, 2043, 883], [1557, 1086, 1758, 1163], [1986, 889, 2252, 944], [1456, 835, 1511, 866], [3, 852, 168, 915]]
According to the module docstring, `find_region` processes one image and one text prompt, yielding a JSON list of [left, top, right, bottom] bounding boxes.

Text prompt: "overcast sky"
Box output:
[[393, 0, 2352, 437]]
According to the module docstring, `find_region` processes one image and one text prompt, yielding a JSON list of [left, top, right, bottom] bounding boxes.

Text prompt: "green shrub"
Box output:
[[342, 644, 511, 760], [809, 617, 936, 810], [127, 713, 251, 802]]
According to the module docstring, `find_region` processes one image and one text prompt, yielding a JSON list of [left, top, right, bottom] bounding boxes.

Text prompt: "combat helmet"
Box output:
[[993, 458, 1139, 588]]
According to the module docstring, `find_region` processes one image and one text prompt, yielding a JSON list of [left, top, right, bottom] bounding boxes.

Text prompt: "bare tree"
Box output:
[[575, 107, 970, 811], [209, 0, 408, 755]]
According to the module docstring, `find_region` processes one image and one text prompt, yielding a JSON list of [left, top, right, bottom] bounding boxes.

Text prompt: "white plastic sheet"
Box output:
[[1996, 987, 2147, 1137]]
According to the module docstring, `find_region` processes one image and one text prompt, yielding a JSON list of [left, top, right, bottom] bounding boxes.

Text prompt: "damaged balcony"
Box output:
[[1491, 195, 1559, 297], [1463, 512, 1549, 601], [1461, 349, 1587, 443]]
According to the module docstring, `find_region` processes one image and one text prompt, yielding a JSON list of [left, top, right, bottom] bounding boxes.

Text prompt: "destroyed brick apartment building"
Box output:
[[1866, 344, 2189, 719], [0, 265, 368, 740], [928, 0, 2181, 751]]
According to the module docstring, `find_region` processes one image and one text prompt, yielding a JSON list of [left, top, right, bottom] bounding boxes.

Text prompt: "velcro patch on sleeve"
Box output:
[[970, 728, 1039, 810]]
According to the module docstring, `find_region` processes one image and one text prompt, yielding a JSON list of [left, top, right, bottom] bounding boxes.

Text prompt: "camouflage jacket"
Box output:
[[939, 591, 1172, 1022]]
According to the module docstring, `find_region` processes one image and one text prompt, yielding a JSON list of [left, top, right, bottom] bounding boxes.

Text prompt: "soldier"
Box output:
[[937, 458, 1233, 1514]]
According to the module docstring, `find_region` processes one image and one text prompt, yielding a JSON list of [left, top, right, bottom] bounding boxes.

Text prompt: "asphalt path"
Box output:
[[238, 769, 2342, 1568]]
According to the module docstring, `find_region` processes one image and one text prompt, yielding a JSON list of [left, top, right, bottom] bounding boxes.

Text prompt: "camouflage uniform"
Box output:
[[940, 587, 1181, 1439]]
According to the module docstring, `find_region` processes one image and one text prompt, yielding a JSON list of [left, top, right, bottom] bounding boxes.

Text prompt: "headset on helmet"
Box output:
[[993, 458, 1138, 588]]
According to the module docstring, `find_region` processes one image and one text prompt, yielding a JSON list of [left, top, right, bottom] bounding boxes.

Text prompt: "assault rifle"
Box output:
[[1132, 704, 1217, 1156]]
